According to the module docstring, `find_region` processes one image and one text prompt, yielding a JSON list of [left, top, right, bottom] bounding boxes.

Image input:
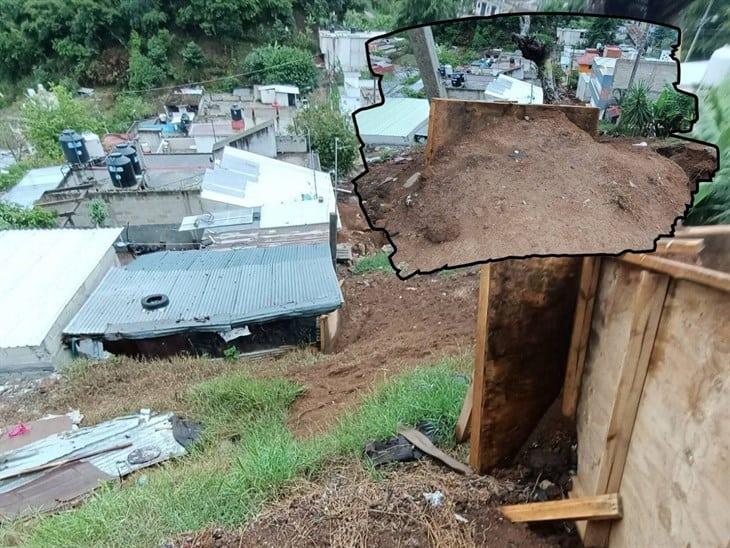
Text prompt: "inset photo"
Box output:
[[354, 15, 717, 276]]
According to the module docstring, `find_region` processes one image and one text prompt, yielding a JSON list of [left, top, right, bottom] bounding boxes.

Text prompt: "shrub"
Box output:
[[242, 44, 318, 93]]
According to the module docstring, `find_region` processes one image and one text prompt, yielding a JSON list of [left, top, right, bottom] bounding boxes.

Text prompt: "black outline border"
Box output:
[[348, 12, 719, 280]]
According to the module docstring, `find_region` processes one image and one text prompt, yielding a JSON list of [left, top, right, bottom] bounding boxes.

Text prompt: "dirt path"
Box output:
[[357, 110, 693, 275]]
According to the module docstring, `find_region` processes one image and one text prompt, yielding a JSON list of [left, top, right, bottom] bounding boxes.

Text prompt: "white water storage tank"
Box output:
[[82, 132, 104, 159]]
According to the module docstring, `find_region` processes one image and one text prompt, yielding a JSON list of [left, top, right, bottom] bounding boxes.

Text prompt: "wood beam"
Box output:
[[454, 382, 472, 443], [562, 257, 601, 418], [620, 253, 730, 293], [468, 265, 491, 471], [655, 238, 704, 256], [501, 494, 622, 523], [582, 269, 670, 547]]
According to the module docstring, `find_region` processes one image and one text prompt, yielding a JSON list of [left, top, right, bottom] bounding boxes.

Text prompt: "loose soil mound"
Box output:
[[357, 110, 693, 274], [172, 461, 579, 548]]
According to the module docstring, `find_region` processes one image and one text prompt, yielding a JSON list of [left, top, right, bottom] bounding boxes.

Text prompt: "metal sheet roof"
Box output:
[[484, 75, 543, 104], [2, 166, 67, 208], [355, 98, 430, 139], [201, 147, 336, 215], [0, 228, 123, 348], [63, 244, 343, 339]]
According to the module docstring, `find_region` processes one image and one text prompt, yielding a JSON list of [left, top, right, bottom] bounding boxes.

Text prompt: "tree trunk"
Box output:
[[513, 34, 558, 105]]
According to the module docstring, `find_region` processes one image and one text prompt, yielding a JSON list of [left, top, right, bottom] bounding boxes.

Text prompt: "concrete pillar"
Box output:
[[408, 26, 446, 100]]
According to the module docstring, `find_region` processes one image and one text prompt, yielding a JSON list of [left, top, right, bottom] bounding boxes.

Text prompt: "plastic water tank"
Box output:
[[230, 104, 243, 121], [106, 152, 136, 188], [59, 129, 89, 165], [113, 143, 142, 176]]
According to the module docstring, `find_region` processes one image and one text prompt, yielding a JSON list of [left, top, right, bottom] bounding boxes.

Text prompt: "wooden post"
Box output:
[[582, 268, 670, 548], [468, 265, 491, 471], [562, 257, 601, 418]]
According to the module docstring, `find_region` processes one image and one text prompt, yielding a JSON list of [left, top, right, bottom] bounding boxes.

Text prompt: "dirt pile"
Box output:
[[172, 461, 578, 548], [357, 110, 693, 275]]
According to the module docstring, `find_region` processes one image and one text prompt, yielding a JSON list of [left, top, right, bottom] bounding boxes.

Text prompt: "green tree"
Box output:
[[652, 86, 695, 137], [394, 0, 466, 28], [147, 29, 173, 66], [615, 83, 654, 137], [21, 85, 105, 160], [176, 0, 294, 38], [242, 44, 318, 92], [583, 18, 620, 48], [681, 0, 730, 61], [182, 41, 206, 69], [127, 31, 165, 90], [0, 203, 57, 229], [289, 103, 357, 176]]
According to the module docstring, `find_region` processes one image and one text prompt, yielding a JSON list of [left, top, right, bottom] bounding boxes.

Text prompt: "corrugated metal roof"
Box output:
[[259, 199, 330, 229], [0, 228, 123, 349], [64, 244, 342, 339], [179, 208, 256, 231], [2, 166, 67, 208], [485, 75, 543, 104], [355, 98, 430, 139]]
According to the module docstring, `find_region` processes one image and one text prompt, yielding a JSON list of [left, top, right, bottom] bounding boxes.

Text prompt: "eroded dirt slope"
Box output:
[[357, 110, 694, 275]]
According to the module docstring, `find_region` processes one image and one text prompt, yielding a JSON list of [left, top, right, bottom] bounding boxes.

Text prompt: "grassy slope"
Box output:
[[5, 355, 469, 548]]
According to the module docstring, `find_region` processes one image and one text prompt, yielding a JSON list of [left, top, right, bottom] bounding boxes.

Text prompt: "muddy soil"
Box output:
[[357, 110, 693, 275], [171, 460, 579, 548], [287, 269, 479, 437]]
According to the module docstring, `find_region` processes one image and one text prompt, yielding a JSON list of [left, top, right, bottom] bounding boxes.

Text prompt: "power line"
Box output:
[[121, 58, 307, 94]]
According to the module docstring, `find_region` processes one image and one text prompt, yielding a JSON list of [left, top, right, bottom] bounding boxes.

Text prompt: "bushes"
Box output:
[[614, 84, 696, 138], [242, 44, 318, 93], [0, 203, 57, 229]]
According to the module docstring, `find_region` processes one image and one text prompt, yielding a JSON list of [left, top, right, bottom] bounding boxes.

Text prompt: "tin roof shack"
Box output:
[[185, 146, 338, 248], [255, 85, 300, 107], [355, 98, 430, 146], [0, 228, 122, 373], [63, 244, 343, 358], [319, 30, 384, 73], [1, 166, 67, 208], [164, 87, 206, 116]]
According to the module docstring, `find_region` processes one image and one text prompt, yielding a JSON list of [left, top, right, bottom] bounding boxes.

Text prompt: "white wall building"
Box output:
[[0, 228, 122, 373], [255, 85, 300, 107], [557, 28, 588, 47], [319, 30, 383, 73]]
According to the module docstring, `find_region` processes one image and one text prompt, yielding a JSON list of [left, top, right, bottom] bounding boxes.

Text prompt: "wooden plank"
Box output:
[[673, 224, 730, 238], [501, 494, 622, 523], [398, 428, 473, 475], [454, 382, 472, 442], [655, 238, 704, 256], [468, 264, 491, 472], [620, 253, 730, 293], [562, 257, 602, 418], [582, 269, 670, 548], [607, 280, 730, 548]]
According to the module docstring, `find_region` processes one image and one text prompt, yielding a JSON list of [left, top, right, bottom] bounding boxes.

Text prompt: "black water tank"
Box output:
[[114, 143, 142, 175], [230, 104, 243, 121], [59, 129, 89, 165], [107, 152, 136, 188]]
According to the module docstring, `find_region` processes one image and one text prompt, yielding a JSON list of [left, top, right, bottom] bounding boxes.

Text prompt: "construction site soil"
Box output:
[[357, 110, 695, 274], [287, 268, 479, 437]]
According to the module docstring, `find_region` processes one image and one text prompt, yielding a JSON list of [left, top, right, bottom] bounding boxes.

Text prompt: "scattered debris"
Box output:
[[0, 410, 200, 519], [423, 490, 445, 507], [403, 171, 421, 189]]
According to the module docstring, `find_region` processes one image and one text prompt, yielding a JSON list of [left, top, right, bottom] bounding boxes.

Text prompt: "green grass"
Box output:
[[6, 355, 469, 548], [352, 251, 393, 274]]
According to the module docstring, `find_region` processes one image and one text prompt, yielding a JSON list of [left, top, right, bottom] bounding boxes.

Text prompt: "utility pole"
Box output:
[[684, 0, 714, 62], [334, 137, 339, 188], [408, 26, 446, 100], [626, 22, 648, 93]]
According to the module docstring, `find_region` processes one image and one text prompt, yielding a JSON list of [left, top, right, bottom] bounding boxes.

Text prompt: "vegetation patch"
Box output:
[[352, 251, 393, 274], [5, 359, 467, 548]]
